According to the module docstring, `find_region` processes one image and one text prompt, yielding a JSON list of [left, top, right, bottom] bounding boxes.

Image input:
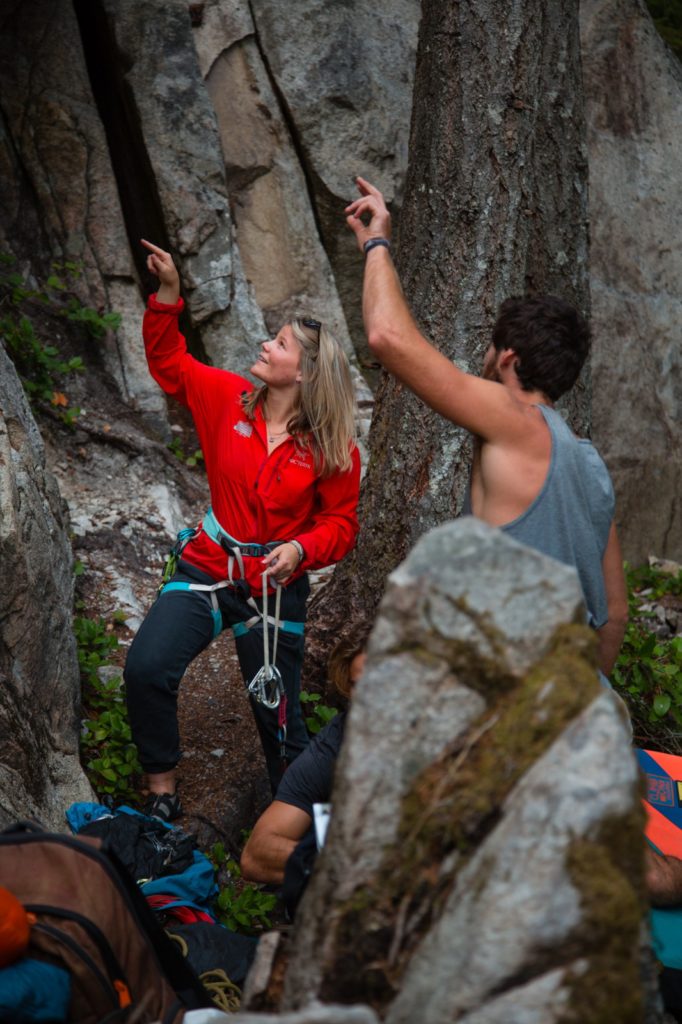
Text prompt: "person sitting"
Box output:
[[240, 622, 370, 887]]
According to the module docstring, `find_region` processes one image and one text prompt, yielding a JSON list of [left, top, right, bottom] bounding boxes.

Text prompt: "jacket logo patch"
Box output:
[[234, 420, 253, 438], [289, 456, 312, 469]]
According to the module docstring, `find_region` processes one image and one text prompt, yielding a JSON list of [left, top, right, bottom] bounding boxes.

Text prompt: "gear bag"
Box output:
[[0, 822, 213, 1024]]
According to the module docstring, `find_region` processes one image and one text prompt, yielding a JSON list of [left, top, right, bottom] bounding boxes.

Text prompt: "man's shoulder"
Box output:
[[302, 712, 347, 765], [316, 710, 346, 747], [275, 712, 347, 813]]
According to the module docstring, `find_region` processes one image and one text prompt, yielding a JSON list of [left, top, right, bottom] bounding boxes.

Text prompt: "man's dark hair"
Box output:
[[491, 295, 591, 401]]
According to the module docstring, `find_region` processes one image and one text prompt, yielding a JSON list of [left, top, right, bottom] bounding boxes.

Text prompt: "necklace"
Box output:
[[263, 400, 291, 443]]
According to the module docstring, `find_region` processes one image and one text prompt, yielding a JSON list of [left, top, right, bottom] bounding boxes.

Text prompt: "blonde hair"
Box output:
[[242, 318, 357, 476]]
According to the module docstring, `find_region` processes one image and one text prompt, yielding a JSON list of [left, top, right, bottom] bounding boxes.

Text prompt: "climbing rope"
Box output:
[[199, 969, 242, 1013], [247, 572, 285, 710], [165, 931, 242, 1013]]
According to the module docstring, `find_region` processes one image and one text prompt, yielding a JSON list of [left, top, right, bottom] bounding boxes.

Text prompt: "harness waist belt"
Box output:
[[203, 507, 283, 558]]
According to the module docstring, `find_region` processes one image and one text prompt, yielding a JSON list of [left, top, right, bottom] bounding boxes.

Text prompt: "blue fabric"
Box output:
[[203, 506, 248, 548], [0, 958, 70, 1021], [651, 906, 682, 970], [65, 801, 113, 832], [501, 406, 614, 628], [67, 803, 218, 913], [462, 405, 614, 628], [141, 850, 218, 910]]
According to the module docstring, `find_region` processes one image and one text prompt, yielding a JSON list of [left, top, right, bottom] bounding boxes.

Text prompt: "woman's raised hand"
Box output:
[[141, 239, 180, 303]]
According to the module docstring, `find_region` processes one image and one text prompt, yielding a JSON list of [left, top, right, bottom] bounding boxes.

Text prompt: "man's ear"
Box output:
[[498, 348, 518, 370]]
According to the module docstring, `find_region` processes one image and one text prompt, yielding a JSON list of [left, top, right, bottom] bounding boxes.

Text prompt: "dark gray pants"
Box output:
[[124, 560, 310, 793]]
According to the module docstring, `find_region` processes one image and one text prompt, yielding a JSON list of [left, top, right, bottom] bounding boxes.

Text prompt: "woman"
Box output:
[[124, 240, 361, 820]]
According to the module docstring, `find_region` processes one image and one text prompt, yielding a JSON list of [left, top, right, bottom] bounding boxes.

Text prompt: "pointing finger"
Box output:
[[355, 176, 382, 199], [141, 239, 167, 256]]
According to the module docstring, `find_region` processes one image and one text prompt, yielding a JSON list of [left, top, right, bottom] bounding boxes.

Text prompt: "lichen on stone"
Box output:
[[559, 811, 647, 1024], [319, 620, 606, 1012]]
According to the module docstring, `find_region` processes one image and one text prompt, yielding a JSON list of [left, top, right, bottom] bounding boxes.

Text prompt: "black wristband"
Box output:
[[363, 238, 390, 255]]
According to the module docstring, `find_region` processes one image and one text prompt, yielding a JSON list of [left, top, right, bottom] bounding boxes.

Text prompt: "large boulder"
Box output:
[[581, 0, 682, 563], [0, 348, 93, 829], [282, 519, 644, 1021]]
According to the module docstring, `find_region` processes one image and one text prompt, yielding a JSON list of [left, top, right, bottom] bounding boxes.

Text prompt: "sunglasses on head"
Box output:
[[302, 317, 322, 338]]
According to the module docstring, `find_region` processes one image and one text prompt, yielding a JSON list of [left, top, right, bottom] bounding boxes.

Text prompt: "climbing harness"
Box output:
[[157, 510, 302, 767], [157, 507, 305, 641]]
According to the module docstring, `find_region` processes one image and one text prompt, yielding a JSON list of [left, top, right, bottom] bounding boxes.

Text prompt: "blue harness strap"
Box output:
[[159, 581, 225, 639], [202, 507, 283, 559], [159, 583, 306, 642], [232, 619, 305, 638]]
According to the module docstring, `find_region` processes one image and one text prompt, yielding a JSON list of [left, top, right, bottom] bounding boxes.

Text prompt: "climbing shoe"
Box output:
[[143, 791, 183, 823]]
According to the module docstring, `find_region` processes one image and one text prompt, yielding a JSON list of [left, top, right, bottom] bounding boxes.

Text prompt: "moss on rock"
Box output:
[[559, 810, 647, 1024], [319, 621, 609, 1012]]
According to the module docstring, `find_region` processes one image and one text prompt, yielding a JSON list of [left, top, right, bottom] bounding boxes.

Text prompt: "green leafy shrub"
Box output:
[[0, 253, 121, 424], [209, 842, 277, 934], [1, 312, 83, 422], [612, 563, 682, 752], [74, 615, 120, 689], [300, 689, 338, 735], [74, 614, 142, 803], [167, 436, 204, 468]]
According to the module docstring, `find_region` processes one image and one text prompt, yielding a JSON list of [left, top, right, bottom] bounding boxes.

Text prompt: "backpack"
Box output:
[[0, 821, 213, 1023]]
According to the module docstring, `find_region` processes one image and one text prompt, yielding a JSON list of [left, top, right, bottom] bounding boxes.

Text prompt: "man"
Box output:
[[344, 177, 628, 678], [240, 624, 369, 886]]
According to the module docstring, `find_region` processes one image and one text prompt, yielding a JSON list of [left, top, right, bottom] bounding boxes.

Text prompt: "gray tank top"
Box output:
[[463, 405, 614, 628]]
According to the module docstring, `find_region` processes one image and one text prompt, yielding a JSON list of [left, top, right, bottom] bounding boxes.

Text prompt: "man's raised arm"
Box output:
[[345, 177, 520, 441]]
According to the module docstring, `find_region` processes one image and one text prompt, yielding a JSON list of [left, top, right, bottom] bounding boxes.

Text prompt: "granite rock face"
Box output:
[[0, 348, 93, 829], [0, 0, 162, 426], [248, 0, 420, 368], [282, 519, 644, 1021], [191, 0, 374, 423], [581, 0, 682, 563], [101, 0, 268, 378]]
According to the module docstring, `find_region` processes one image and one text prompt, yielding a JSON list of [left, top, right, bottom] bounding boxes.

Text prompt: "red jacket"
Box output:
[[143, 294, 361, 596]]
